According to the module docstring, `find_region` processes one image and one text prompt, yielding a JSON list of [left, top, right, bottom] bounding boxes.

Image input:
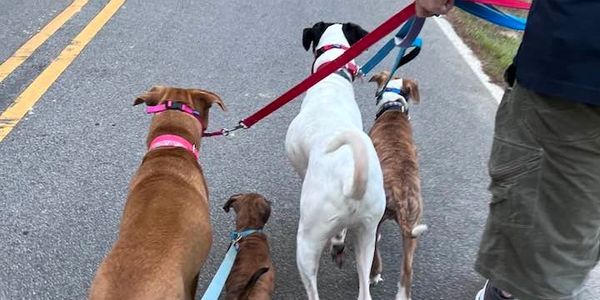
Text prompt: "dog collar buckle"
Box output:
[[146, 100, 205, 132], [229, 228, 263, 246]]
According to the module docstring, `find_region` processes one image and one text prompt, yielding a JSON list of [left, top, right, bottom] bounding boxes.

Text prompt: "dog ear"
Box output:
[[223, 194, 243, 213], [303, 22, 331, 51], [261, 199, 272, 224], [191, 89, 227, 112], [402, 79, 420, 104], [369, 71, 390, 90], [133, 86, 165, 106], [342, 23, 368, 46], [302, 27, 315, 51]]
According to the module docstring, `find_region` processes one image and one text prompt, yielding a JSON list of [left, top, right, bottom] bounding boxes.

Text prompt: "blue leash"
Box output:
[[200, 228, 263, 300], [455, 0, 527, 30], [360, 16, 425, 76]]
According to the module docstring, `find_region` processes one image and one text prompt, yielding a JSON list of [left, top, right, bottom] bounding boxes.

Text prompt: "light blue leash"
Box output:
[[200, 228, 263, 300]]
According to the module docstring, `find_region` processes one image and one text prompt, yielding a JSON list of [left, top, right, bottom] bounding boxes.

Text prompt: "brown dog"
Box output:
[[368, 72, 427, 300], [88, 86, 226, 300], [222, 193, 275, 300]]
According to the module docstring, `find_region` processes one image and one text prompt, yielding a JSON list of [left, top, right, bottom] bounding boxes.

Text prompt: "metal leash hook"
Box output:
[[221, 121, 248, 137]]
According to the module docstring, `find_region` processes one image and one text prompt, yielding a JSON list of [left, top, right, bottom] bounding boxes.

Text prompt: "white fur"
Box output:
[[395, 284, 411, 300], [376, 78, 406, 110], [370, 274, 383, 285], [411, 224, 428, 238], [286, 24, 386, 300]]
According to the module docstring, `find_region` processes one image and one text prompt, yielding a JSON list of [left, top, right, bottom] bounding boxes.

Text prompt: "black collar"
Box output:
[[375, 101, 409, 120]]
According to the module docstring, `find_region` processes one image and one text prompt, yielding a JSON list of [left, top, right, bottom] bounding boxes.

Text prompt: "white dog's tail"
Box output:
[[325, 131, 368, 199]]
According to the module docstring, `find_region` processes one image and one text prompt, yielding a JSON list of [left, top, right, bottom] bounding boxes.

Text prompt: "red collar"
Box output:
[[312, 44, 358, 81], [314, 44, 350, 59]]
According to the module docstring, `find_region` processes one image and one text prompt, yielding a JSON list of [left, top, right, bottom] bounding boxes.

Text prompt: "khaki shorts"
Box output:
[[475, 83, 600, 300]]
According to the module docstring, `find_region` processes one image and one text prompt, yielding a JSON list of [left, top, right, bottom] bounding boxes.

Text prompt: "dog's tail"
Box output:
[[325, 131, 368, 199], [390, 185, 428, 238]]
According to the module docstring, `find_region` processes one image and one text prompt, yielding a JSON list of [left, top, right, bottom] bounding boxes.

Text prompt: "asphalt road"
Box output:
[[0, 0, 598, 299]]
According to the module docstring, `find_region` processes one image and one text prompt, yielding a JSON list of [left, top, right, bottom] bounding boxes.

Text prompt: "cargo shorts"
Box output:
[[474, 83, 600, 300]]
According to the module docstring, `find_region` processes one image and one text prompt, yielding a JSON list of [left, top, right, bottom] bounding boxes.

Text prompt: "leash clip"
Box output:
[[221, 122, 248, 137]]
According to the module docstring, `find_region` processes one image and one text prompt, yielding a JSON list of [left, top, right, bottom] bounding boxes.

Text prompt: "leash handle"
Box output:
[[238, 3, 417, 128]]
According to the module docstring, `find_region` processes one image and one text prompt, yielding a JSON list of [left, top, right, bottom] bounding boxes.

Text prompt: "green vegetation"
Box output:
[[446, 9, 524, 85]]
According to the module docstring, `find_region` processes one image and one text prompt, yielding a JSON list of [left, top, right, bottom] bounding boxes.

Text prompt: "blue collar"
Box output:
[[230, 228, 263, 245], [377, 87, 408, 101]]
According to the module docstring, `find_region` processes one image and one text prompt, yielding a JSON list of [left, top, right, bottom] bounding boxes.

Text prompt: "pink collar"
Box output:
[[148, 134, 199, 159], [146, 100, 205, 132]]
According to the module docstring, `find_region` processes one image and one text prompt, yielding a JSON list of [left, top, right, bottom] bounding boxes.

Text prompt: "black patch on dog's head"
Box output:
[[302, 22, 368, 52], [342, 23, 369, 46], [302, 21, 333, 51]]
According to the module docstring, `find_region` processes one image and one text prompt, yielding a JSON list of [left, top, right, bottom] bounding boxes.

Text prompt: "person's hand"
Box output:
[[415, 0, 454, 17]]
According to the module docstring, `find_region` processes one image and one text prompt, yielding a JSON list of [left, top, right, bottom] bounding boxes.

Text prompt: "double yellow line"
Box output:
[[0, 0, 126, 142]]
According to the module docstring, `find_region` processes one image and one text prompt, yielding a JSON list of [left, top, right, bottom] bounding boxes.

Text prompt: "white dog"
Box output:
[[285, 22, 386, 300]]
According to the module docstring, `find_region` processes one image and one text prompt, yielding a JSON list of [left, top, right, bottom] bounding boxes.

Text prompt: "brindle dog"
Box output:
[[368, 72, 427, 300]]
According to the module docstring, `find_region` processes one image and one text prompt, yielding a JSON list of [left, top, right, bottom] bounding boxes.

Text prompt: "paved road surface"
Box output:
[[1, 0, 598, 299]]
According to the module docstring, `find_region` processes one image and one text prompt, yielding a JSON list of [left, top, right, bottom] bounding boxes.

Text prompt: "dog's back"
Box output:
[[370, 112, 422, 236]]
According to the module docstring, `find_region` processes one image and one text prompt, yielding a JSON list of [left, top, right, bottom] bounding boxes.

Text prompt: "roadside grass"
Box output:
[[445, 9, 525, 85]]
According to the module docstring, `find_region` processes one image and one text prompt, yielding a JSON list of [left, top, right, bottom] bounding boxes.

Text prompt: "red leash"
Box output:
[[203, 3, 416, 137], [203, 0, 530, 137]]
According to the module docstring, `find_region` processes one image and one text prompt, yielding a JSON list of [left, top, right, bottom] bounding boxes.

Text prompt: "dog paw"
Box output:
[[330, 244, 345, 268], [370, 274, 383, 285]]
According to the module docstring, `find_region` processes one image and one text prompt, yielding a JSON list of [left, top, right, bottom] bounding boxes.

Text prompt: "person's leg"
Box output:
[[475, 83, 600, 300]]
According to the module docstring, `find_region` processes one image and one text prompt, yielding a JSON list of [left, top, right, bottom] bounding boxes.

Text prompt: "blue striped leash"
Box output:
[[200, 228, 263, 300], [455, 0, 527, 30], [360, 16, 425, 77], [360, 16, 425, 99]]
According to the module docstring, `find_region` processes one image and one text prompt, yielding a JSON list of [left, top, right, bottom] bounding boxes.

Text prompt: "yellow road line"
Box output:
[[0, 0, 126, 142], [0, 0, 89, 83]]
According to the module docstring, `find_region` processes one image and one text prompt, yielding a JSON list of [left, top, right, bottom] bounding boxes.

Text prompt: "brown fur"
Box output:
[[88, 86, 226, 300], [223, 193, 275, 300], [368, 72, 423, 299]]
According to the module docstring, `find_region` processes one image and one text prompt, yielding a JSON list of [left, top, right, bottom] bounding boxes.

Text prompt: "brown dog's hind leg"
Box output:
[[397, 235, 417, 300], [329, 228, 348, 268]]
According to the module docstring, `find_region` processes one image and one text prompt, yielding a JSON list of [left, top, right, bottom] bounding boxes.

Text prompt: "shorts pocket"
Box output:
[[488, 137, 543, 228]]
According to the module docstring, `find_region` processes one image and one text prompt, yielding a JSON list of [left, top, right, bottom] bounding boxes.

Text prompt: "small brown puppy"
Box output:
[[89, 86, 226, 300], [223, 193, 275, 300], [368, 71, 427, 300]]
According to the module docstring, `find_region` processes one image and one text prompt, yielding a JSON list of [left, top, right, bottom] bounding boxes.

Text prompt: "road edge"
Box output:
[[433, 17, 504, 103]]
